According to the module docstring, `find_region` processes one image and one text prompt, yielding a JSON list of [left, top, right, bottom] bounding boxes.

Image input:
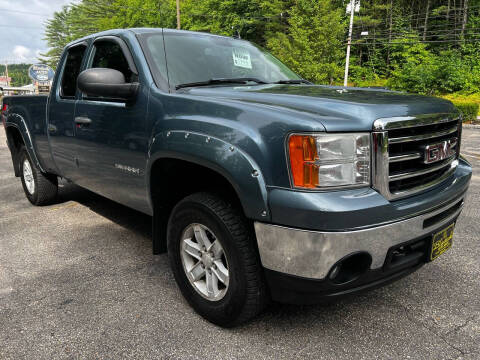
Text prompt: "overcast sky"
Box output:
[[0, 0, 74, 64]]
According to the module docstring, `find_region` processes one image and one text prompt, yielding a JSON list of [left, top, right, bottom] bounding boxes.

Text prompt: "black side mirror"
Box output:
[[77, 68, 139, 101]]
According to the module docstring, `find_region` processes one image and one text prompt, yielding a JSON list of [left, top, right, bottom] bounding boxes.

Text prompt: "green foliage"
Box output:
[[39, 0, 480, 96], [349, 65, 385, 87], [386, 37, 436, 94], [385, 35, 480, 95], [266, 0, 345, 84], [103, 0, 177, 30], [181, 0, 290, 45], [452, 100, 480, 121], [441, 93, 480, 118], [389, 50, 480, 95], [0, 64, 32, 87]]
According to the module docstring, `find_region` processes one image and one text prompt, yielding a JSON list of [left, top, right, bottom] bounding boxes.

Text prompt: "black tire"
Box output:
[[19, 146, 58, 206], [167, 192, 268, 327]]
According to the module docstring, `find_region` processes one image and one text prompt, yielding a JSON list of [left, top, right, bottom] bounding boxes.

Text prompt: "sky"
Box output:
[[0, 0, 74, 64]]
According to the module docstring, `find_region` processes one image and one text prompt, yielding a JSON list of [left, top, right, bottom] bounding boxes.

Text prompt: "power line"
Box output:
[[354, 4, 480, 25], [353, 6, 480, 30], [354, 18, 474, 30], [352, 29, 480, 41], [350, 38, 480, 46], [352, 22, 480, 36], [352, 27, 480, 38]]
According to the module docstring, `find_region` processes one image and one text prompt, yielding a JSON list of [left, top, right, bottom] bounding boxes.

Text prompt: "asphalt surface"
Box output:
[[1, 127, 479, 360]]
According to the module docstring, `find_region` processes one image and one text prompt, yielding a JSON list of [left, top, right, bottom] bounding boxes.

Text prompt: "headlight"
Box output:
[[288, 133, 371, 189]]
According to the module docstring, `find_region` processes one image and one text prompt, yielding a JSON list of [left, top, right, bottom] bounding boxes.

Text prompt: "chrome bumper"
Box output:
[[254, 196, 464, 280]]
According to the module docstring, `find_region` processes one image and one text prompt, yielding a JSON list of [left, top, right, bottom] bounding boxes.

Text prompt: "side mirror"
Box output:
[[77, 68, 139, 101]]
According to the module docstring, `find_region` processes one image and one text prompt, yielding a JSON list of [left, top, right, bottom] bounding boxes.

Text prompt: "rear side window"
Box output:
[[60, 45, 86, 98], [90, 40, 134, 83]]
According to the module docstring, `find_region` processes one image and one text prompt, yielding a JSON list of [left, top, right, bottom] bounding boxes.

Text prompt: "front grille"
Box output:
[[373, 113, 461, 200]]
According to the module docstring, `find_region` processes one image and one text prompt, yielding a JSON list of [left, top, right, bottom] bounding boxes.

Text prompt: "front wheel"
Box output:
[[19, 146, 58, 205], [167, 192, 267, 327]]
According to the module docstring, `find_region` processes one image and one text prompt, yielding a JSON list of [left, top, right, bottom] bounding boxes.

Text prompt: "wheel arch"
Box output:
[[147, 130, 269, 220], [147, 131, 270, 254], [5, 120, 45, 176], [5, 124, 29, 176]]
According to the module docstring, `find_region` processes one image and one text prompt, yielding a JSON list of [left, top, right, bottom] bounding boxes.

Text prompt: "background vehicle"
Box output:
[[1, 29, 472, 327]]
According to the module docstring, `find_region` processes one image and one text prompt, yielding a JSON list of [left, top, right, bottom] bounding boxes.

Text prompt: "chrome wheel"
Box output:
[[23, 159, 35, 195], [180, 223, 229, 301]]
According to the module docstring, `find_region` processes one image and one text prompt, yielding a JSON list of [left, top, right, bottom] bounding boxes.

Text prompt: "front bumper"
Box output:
[[255, 194, 464, 280], [254, 157, 471, 304]]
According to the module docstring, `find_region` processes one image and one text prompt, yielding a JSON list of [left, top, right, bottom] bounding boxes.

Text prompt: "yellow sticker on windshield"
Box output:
[[232, 48, 252, 69]]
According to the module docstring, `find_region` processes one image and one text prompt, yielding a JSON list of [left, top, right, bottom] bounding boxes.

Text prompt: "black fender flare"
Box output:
[[147, 130, 270, 222]]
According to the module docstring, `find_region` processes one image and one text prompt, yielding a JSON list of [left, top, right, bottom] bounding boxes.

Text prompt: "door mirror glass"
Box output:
[[77, 68, 138, 100]]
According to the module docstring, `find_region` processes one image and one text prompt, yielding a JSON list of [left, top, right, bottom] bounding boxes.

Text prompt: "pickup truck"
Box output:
[[1, 28, 472, 327]]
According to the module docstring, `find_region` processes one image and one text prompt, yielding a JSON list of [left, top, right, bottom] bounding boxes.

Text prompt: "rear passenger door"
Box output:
[[48, 43, 87, 180], [72, 36, 150, 213]]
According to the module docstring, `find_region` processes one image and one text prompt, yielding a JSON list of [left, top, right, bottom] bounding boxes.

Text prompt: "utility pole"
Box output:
[[176, 0, 181, 30], [344, 0, 356, 87], [5, 61, 10, 86]]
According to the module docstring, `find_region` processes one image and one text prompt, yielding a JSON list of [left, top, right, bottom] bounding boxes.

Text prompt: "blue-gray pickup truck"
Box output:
[[1, 28, 472, 327]]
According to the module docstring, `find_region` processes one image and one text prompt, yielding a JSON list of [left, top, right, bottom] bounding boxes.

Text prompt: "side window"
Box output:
[[60, 45, 86, 98], [90, 40, 134, 83]]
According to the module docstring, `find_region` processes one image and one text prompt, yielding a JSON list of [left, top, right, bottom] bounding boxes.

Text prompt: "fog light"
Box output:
[[328, 252, 372, 285]]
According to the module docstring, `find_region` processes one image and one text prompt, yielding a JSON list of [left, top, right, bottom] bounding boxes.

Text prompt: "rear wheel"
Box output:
[[19, 146, 58, 205], [167, 192, 267, 327]]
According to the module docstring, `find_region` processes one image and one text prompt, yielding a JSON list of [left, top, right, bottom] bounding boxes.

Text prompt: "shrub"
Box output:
[[387, 44, 480, 95], [451, 100, 479, 122]]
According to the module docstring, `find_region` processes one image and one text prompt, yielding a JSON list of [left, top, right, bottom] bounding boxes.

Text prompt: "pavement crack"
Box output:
[[445, 315, 477, 336], [396, 301, 469, 357]]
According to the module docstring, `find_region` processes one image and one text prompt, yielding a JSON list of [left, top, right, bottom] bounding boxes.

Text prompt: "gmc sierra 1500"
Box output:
[[1, 28, 472, 327]]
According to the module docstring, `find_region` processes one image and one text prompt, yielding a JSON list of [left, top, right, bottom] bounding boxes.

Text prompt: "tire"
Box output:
[[167, 192, 267, 327], [19, 146, 58, 206]]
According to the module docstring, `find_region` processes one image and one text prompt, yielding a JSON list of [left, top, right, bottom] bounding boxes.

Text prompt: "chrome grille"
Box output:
[[372, 113, 461, 200]]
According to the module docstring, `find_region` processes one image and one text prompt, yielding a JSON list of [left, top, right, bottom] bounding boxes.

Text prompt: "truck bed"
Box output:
[[3, 95, 51, 172]]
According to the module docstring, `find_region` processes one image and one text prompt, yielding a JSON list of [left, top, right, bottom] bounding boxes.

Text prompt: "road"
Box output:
[[1, 127, 479, 360]]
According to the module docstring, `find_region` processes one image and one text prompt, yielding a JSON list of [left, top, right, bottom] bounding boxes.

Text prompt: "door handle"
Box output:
[[75, 116, 92, 125]]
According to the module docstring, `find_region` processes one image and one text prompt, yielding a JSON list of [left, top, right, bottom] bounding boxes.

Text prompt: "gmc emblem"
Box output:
[[424, 138, 457, 164]]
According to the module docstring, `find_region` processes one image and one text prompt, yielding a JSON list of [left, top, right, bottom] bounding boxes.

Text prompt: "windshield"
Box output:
[[142, 32, 301, 89]]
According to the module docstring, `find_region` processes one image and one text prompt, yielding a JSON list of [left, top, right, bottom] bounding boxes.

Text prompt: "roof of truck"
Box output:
[[66, 28, 234, 48]]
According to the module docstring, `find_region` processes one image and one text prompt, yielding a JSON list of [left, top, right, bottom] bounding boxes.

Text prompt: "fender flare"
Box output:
[[147, 130, 270, 221], [5, 115, 46, 175]]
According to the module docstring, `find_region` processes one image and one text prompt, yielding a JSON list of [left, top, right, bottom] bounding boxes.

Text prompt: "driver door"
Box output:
[[72, 36, 150, 213]]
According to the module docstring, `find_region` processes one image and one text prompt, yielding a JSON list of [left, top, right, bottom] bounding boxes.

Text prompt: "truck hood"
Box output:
[[185, 84, 457, 132]]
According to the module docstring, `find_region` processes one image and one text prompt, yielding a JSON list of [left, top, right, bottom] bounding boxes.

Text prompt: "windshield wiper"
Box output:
[[175, 78, 267, 90], [273, 79, 312, 85]]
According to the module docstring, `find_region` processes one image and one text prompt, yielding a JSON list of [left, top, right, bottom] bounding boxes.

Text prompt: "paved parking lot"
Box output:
[[1, 127, 479, 360]]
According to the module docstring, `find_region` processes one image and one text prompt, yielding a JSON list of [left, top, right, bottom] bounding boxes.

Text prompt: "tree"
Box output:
[[181, 0, 290, 45], [423, 0, 431, 41], [0, 64, 32, 86], [266, 0, 345, 84], [40, 6, 75, 68], [39, 0, 480, 96], [461, 0, 470, 39]]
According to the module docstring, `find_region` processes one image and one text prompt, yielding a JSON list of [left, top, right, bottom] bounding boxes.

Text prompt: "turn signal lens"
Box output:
[[288, 135, 319, 188]]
